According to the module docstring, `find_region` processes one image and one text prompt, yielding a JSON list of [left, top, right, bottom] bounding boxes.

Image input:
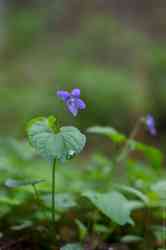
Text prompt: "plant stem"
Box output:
[[32, 184, 49, 222], [115, 118, 143, 182], [52, 159, 56, 225], [32, 184, 40, 204], [117, 118, 143, 166]]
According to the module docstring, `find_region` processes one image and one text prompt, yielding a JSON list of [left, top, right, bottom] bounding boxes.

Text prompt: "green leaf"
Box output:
[[152, 225, 166, 242], [87, 126, 163, 169], [93, 224, 111, 234], [8, 139, 36, 161], [0, 196, 21, 206], [10, 220, 33, 231], [128, 140, 163, 169], [151, 180, 166, 201], [27, 116, 86, 162], [116, 185, 149, 205], [87, 126, 126, 143], [83, 191, 140, 226], [120, 235, 143, 243], [43, 193, 77, 212], [5, 178, 45, 188], [75, 219, 88, 240], [60, 243, 83, 250]]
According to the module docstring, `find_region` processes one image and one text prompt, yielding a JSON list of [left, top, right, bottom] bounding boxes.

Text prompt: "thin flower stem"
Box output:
[[115, 118, 143, 182], [52, 159, 56, 225], [117, 118, 142, 165]]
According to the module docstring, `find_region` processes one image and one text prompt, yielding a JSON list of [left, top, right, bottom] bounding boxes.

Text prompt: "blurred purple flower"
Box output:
[[57, 88, 86, 116], [146, 114, 157, 136]]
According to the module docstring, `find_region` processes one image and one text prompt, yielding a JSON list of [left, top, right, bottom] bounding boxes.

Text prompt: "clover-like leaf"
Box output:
[[27, 116, 86, 162], [83, 191, 142, 226]]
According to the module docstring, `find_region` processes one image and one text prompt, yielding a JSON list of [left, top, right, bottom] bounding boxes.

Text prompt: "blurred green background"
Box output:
[[0, 0, 166, 140]]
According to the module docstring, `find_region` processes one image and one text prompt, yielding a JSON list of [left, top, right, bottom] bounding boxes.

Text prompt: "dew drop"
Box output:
[[66, 150, 76, 160]]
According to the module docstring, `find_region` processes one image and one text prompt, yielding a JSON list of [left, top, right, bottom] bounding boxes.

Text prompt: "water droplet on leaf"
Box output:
[[66, 150, 76, 160]]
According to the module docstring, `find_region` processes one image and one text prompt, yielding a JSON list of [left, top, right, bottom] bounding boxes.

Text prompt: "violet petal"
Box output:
[[57, 90, 70, 101], [71, 88, 80, 97]]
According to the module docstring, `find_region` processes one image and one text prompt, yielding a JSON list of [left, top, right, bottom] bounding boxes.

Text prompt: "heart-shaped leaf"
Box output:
[[83, 191, 143, 226], [27, 116, 86, 162]]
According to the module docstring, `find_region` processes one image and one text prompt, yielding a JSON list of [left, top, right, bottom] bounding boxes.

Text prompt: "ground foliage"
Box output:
[[0, 121, 165, 250]]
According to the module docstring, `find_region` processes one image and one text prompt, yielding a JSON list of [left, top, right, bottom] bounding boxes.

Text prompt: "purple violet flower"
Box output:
[[146, 114, 157, 136], [57, 88, 86, 116]]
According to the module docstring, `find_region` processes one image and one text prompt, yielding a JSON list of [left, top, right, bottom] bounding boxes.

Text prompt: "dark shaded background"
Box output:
[[0, 0, 166, 142]]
